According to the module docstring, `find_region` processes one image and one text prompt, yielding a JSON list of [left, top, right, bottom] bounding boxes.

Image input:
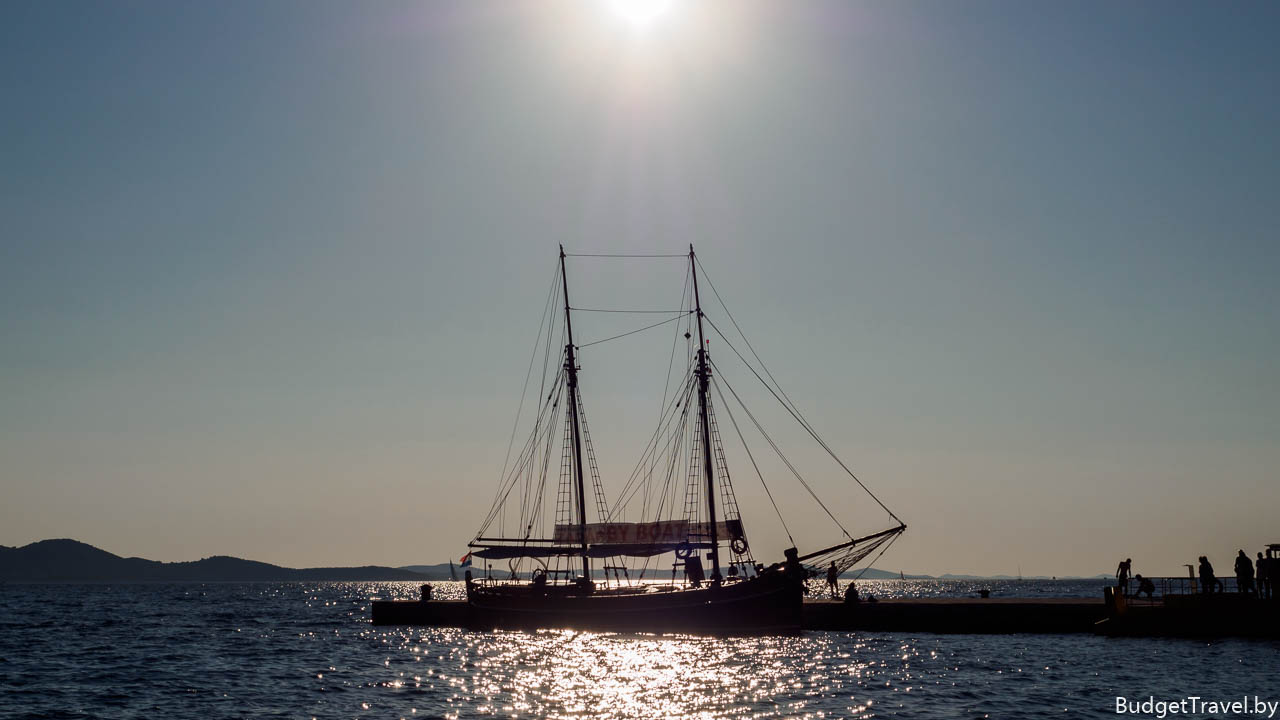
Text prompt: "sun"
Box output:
[[606, 0, 676, 30]]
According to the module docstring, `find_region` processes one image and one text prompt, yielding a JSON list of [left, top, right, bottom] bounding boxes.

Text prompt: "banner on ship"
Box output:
[[551, 519, 743, 545]]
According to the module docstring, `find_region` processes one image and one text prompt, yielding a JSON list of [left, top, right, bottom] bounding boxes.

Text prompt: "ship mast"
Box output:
[[560, 245, 591, 581], [690, 244, 722, 586]]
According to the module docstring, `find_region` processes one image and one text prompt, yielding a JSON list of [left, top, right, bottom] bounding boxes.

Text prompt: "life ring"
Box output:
[[674, 542, 693, 560], [730, 537, 748, 555]]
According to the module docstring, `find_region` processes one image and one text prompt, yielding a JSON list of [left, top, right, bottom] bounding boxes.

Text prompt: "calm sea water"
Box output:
[[1, 581, 1275, 719]]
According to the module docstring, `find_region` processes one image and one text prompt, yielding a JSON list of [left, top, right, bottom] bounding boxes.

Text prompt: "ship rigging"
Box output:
[[462, 246, 905, 632]]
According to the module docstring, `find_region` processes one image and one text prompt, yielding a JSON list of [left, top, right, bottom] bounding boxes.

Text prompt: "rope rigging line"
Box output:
[[704, 315, 903, 525], [525, 391, 563, 540], [519, 355, 569, 541], [709, 357, 853, 540], [650, 372, 697, 528], [483, 262, 561, 533], [520, 286, 566, 538], [607, 364, 696, 520], [612, 371, 693, 522], [578, 312, 693, 349], [570, 307, 691, 314], [852, 531, 902, 581], [564, 253, 686, 258], [477, 363, 565, 537], [695, 257, 807, 415], [695, 257, 903, 525], [646, 264, 693, 520], [596, 268, 697, 522], [711, 377, 794, 546]]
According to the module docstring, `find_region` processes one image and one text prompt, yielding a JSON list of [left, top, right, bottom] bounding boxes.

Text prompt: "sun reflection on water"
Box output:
[[361, 627, 889, 719]]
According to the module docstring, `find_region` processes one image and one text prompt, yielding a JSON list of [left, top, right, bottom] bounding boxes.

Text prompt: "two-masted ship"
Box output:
[[463, 246, 905, 632]]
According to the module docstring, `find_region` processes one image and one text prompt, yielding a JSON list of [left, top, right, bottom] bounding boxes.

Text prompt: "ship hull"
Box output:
[[466, 571, 802, 634]]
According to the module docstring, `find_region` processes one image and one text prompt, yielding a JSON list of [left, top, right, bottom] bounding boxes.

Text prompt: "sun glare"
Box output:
[[607, 0, 675, 30]]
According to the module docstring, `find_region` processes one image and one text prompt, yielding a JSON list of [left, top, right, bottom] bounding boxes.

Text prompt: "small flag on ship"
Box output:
[[459, 552, 472, 568]]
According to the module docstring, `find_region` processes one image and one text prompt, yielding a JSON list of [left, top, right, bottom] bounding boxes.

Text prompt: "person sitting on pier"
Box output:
[[1198, 556, 1217, 594], [1256, 551, 1271, 600], [1235, 550, 1256, 596], [1133, 574, 1155, 601], [1115, 558, 1132, 594], [843, 582, 860, 605], [826, 562, 840, 598]]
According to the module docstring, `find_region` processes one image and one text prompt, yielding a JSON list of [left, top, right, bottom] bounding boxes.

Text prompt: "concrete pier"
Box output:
[[1097, 592, 1279, 639], [804, 597, 1103, 634]]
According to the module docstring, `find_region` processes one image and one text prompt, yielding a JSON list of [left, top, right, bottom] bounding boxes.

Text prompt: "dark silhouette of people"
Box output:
[[782, 547, 812, 596], [685, 555, 705, 587], [1235, 550, 1255, 595], [1133, 574, 1155, 600], [843, 582, 860, 604], [826, 562, 840, 598], [1256, 552, 1271, 600], [1198, 556, 1217, 594], [1116, 558, 1132, 594]]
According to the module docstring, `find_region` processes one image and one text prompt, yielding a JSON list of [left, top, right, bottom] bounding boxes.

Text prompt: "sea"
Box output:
[[2, 580, 1276, 719]]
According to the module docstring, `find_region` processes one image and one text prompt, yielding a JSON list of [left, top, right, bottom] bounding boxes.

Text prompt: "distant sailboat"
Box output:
[[900, 570, 906, 580], [449, 559, 458, 581]]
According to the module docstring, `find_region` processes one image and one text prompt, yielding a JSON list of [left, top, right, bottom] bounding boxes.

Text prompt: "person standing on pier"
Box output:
[[826, 562, 840, 598], [1235, 550, 1255, 595], [1116, 558, 1132, 594], [1258, 552, 1272, 600], [1198, 556, 1217, 594]]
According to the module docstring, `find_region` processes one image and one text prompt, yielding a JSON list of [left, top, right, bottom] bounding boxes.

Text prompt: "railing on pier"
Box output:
[[1121, 576, 1243, 605]]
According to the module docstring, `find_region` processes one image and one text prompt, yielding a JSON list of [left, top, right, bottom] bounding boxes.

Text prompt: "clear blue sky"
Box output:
[[2, 0, 1277, 576]]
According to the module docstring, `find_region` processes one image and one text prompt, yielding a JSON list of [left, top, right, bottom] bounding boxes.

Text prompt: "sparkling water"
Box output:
[[2, 582, 1274, 718]]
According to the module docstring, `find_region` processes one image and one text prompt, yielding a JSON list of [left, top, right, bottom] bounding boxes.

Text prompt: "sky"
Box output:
[[2, 0, 1277, 577]]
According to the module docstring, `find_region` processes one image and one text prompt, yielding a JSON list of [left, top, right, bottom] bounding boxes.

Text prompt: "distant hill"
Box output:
[[0, 541, 1108, 583], [0, 539, 431, 582], [399, 563, 459, 580]]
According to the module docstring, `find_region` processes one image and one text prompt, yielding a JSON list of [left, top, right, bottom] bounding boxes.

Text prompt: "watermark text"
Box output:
[[1116, 696, 1278, 719]]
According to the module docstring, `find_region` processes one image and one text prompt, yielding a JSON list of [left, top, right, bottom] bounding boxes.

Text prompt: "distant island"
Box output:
[[0, 539, 1108, 582], [0, 539, 434, 583]]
